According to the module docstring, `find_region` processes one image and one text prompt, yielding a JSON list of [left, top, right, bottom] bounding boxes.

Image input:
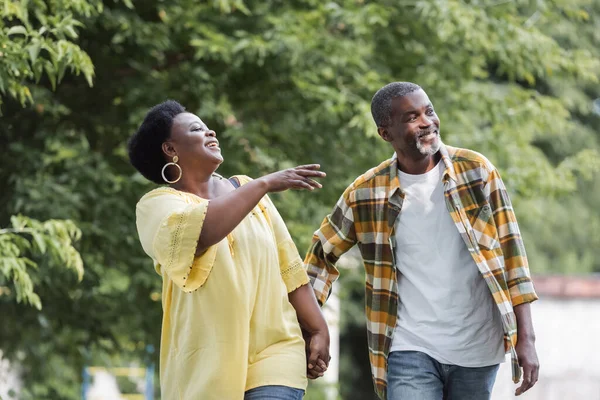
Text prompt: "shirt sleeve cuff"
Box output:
[[510, 281, 539, 307], [281, 259, 310, 293], [154, 201, 217, 292]]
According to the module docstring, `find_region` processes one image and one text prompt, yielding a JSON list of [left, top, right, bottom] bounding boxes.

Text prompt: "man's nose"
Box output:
[[420, 115, 433, 128]]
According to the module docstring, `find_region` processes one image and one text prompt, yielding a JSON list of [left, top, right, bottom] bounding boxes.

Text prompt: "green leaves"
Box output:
[[6, 25, 27, 36], [26, 38, 41, 64], [0, 215, 83, 310], [0, 0, 97, 108]]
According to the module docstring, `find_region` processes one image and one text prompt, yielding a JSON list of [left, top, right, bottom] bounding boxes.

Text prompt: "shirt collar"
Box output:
[[439, 143, 458, 183], [387, 142, 457, 199]]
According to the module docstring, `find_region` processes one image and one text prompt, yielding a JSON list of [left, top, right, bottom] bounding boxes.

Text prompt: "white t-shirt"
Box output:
[[390, 161, 505, 367]]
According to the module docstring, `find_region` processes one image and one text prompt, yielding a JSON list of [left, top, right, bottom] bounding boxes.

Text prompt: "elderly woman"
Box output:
[[128, 100, 330, 400]]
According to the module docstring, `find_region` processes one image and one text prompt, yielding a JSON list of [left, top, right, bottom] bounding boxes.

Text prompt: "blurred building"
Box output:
[[0, 351, 20, 399], [492, 275, 600, 400]]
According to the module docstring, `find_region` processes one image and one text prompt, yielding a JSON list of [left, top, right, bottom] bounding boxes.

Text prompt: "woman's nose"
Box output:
[[206, 130, 216, 137]]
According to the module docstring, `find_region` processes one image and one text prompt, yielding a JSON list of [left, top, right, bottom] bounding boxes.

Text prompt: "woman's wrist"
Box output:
[[301, 317, 329, 336]]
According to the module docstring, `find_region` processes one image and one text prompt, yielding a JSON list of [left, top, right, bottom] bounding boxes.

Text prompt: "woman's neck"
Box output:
[[171, 168, 220, 198]]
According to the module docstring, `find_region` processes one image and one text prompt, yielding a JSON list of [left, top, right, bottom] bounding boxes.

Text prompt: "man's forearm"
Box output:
[[514, 302, 536, 342], [288, 284, 329, 334]]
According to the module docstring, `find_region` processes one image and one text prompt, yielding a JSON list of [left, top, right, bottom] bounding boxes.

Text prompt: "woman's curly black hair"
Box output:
[[128, 100, 186, 184]]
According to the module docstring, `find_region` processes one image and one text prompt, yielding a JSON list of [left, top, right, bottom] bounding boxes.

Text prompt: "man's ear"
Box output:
[[377, 126, 392, 142], [162, 142, 177, 159]]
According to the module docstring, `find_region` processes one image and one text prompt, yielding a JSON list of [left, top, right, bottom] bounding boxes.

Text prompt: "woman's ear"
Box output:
[[162, 142, 177, 159]]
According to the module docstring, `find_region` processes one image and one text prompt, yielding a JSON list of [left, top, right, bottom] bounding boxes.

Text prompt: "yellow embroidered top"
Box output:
[[135, 175, 309, 400]]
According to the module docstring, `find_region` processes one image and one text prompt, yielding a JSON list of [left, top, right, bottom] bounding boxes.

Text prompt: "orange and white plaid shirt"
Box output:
[[305, 144, 538, 399]]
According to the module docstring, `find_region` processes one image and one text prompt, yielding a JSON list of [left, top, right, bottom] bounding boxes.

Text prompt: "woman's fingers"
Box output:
[[310, 358, 327, 373], [288, 170, 324, 190], [307, 356, 328, 379], [295, 168, 326, 178], [290, 179, 314, 190], [294, 179, 321, 190], [304, 177, 322, 189], [263, 164, 325, 192], [307, 369, 322, 379], [295, 164, 321, 170], [318, 359, 328, 370], [293, 168, 325, 190]]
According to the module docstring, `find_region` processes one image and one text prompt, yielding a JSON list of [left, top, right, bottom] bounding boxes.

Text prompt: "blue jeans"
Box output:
[[387, 351, 499, 400], [244, 385, 304, 400]]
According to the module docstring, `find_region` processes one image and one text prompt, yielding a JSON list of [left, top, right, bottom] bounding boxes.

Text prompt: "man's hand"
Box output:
[[303, 328, 330, 379], [515, 336, 539, 395], [515, 337, 539, 395], [513, 303, 539, 396]]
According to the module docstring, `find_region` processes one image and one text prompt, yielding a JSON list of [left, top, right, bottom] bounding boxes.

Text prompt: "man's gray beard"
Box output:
[[416, 135, 442, 156]]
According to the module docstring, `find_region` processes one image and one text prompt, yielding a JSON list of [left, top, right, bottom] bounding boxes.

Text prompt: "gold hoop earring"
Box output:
[[161, 155, 182, 184]]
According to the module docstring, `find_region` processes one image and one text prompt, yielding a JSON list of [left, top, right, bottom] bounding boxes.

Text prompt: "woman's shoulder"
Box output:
[[137, 186, 204, 207], [139, 186, 181, 201], [230, 175, 253, 185]]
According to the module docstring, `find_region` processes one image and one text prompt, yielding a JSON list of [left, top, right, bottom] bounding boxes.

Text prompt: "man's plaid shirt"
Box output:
[[304, 144, 538, 399]]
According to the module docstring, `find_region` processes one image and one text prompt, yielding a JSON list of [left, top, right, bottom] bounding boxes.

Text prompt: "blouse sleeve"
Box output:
[[236, 176, 310, 293], [135, 189, 218, 292]]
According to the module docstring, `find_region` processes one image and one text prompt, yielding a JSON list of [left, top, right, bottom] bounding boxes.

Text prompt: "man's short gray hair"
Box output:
[[370, 82, 421, 128]]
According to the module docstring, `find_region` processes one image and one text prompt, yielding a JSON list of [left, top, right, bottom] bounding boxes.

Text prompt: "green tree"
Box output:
[[1, 0, 95, 311], [517, 0, 600, 275]]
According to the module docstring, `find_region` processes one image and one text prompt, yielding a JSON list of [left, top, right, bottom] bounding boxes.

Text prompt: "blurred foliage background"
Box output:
[[1, 0, 599, 399]]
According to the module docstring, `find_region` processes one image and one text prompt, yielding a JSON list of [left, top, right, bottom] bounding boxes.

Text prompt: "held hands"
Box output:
[[258, 164, 326, 192], [288, 285, 331, 381], [302, 328, 331, 379]]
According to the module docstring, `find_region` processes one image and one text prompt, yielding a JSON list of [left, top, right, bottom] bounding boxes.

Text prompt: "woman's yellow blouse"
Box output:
[[135, 176, 309, 400]]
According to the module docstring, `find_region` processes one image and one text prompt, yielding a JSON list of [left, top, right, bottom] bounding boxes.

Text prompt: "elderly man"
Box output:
[[305, 82, 539, 400]]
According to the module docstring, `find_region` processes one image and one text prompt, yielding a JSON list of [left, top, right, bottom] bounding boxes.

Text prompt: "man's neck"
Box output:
[[396, 151, 441, 175]]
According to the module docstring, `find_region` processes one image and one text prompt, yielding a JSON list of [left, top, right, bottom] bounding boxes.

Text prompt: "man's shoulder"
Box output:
[[349, 157, 394, 189], [446, 145, 496, 174], [350, 158, 394, 189]]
